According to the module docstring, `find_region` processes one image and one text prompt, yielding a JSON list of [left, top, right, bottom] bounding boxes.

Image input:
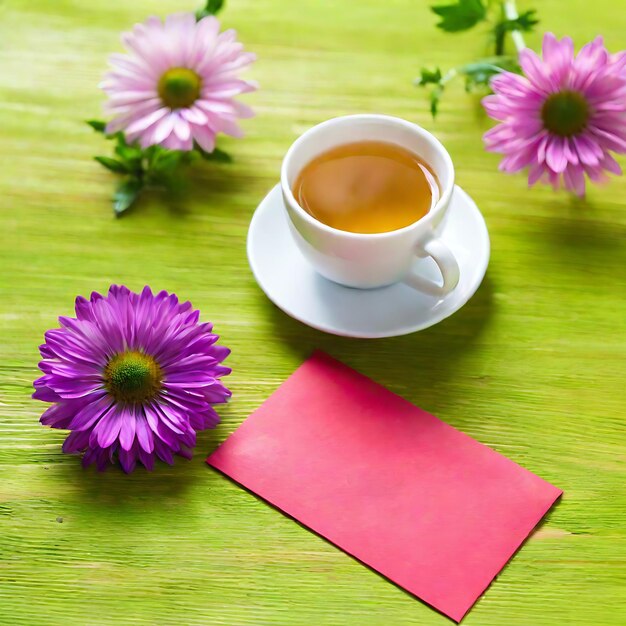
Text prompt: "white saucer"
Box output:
[[247, 184, 489, 338]]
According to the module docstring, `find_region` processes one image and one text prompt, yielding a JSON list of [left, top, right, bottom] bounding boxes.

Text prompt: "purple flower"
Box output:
[[101, 13, 256, 151], [34, 286, 231, 473], [483, 33, 626, 196]]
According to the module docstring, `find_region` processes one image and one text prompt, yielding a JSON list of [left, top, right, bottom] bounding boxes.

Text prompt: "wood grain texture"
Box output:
[[1, 1, 625, 624]]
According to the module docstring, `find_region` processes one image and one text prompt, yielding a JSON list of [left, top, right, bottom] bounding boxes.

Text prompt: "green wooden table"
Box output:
[[1, 1, 625, 624]]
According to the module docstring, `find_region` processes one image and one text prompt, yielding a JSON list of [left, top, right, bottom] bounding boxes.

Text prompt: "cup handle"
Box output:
[[404, 235, 460, 297]]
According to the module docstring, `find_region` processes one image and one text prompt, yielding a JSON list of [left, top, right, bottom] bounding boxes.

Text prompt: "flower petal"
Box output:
[[600, 153, 622, 175], [124, 107, 169, 135], [519, 48, 552, 93], [545, 137, 568, 173], [191, 125, 216, 152], [135, 411, 155, 453], [119, 407, 136, 451], [173, 115, 192, 141], [563, 165, 586, 196], [119, 447, 137, 474], [93, 405, 123, 448]]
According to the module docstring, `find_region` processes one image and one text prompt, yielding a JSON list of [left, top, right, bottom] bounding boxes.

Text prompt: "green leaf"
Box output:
[[463, 64, 502, 91], [430, 85, 444, 117], [414, 68, 445, 117], [87, 120, 106, 133], [415, 56, 521, 117], [114, 144, 143, 164], [184, 150, 202, 164], [415, 68, 446, 118], [113, 177, 142, 216], [94, 156, 129, 174], [415, 67, 443, 86], [196, 0, 225, 20], [516, 9, 539, 31], [143, 145, 160, 166], [198, 146, 232, 163], [461, 56, 521, 90], [496, 9, 539, 35], [493, 10, 538, 54], [116, 132, 129, 145], [431, 0, 486, 32], [151, 150, 184, 173]]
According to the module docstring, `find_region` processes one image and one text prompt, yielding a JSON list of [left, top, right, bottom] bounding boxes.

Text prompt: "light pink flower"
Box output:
[[101, 13, 256, 152], [483, 33, 626, 196]]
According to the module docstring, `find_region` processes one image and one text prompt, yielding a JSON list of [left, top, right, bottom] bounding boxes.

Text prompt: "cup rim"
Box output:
[[280, 114, 455, 239]]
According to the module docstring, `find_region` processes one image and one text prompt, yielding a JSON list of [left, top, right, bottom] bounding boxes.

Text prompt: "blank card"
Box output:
[[207, 351, 562, 621]]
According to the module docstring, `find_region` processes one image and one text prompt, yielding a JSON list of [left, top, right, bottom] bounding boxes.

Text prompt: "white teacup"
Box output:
[[280, 114, 460, 296]]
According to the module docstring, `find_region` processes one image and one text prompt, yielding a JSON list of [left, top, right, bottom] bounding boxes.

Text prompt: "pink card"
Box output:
[[207, 351, 561, 622]]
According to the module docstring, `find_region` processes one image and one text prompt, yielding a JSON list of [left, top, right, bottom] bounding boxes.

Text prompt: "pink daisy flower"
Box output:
[[483, 33, 626, 196], [101, 13, 256, 152]]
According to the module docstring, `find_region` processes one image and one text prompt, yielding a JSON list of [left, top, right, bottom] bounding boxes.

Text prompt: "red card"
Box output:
[[207, 351, 561, 622]]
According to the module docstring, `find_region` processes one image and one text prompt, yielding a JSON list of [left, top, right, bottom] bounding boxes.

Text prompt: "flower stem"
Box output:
[[503, 0, 526, 53]]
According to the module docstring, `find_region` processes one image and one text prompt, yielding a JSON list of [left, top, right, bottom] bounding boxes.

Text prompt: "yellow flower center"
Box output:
[[157, 67, 202, 109], [541, 90, 590, 137], [104, 351, 162, 404]]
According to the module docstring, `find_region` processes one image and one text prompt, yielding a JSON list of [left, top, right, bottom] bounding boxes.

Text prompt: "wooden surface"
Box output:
[[1, 1, 625, 624]]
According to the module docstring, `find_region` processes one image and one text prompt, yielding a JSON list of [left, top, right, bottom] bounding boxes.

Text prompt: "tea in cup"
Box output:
[[281, 114, 460, 296]]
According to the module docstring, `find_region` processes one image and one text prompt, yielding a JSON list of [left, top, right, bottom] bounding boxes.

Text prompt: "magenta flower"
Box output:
[[101, 13, 256, 152], [33, 286, 231, 473], [483, 33, 626, 196]]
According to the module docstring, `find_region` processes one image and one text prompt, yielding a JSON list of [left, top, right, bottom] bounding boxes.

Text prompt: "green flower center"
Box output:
[[541, 90, 590, 137], [104, 351, 162, 404], [157, 67, 202, 109]]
